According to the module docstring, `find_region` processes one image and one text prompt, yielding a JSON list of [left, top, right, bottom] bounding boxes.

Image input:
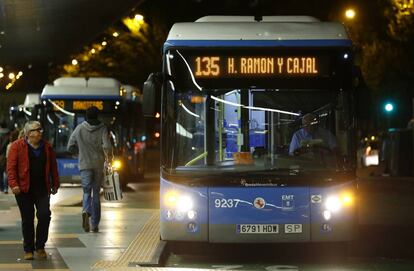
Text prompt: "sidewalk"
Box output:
[[0, 191, 157, 271]]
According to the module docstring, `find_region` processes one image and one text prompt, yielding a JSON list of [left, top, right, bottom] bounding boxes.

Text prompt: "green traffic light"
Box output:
[[384, 103, 394, 112]]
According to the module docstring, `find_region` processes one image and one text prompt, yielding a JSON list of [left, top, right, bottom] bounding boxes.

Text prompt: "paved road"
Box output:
[[163, 175, 414, 270], [2, 163, 414, 270], [47, 172, 414, 270]]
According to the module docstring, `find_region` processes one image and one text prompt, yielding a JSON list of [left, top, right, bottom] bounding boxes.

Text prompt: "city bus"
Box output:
[[40, 77, 146, 184], [144, 16, 357, 243], [9, 93, 40, 129]]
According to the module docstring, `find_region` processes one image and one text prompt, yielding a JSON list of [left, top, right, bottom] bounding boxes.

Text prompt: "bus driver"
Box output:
[[289, 113, 337, 156]]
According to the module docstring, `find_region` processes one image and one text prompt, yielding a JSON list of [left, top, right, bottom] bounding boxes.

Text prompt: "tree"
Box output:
[[347, 0, 414, 130], [50, 14, 168, 87]]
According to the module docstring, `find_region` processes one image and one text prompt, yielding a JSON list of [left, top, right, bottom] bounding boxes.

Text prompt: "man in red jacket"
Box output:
[[7, 121, 59, 260]]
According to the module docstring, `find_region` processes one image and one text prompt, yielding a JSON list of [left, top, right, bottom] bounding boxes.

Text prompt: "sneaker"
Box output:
[[92, 227, 99, 233], [82, 212, 90, 232], [24, 252, 34, 260], [36, 249, 47, 259]]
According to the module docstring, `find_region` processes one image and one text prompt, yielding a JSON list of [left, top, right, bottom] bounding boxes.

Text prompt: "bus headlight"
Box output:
[[112, 160, 122, 170], [325, 196, 341, 212], [164, 191, 194, 212], [341, 192, 354, 206], [325, 192, 354, 213], [177, 196, 193, 212]]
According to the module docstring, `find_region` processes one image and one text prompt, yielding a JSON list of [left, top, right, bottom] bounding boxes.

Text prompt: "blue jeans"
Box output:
[[80, 168, 103, 228], [2, 171, 8, 193]]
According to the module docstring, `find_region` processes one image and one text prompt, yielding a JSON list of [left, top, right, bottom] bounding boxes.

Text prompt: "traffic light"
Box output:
[[384, 102, 394, 113]]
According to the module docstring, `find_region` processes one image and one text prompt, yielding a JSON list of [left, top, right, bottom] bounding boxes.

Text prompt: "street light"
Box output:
[[345, 9, 356, 20], [134, 14, 144, 22]]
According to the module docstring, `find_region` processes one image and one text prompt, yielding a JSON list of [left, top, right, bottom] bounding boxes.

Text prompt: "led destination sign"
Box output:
[[51, 100, 116, 112], [191, 56, 329, 78]]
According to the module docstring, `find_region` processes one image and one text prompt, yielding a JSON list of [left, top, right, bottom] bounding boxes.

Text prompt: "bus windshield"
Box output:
[[162, 50, 354, 176], [43, 111, 117, 157]]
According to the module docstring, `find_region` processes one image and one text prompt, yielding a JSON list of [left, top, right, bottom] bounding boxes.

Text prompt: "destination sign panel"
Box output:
[[190, 56, 329, 78], [50, 100, 117, 112]]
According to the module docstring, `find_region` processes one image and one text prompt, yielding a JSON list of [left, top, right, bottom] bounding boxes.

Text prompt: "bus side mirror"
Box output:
[[142, 73, 162, 117]]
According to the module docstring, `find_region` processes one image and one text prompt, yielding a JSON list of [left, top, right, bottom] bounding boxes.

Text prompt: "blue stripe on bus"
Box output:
[[57, 158, 80, 177], [209, 187, 309, 225], [164, 39, 352, 51], [41, 95, 120, 100]]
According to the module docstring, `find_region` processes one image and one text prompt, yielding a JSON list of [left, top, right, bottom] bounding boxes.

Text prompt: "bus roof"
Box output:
[[41, 77, 121, 100], [23, 93, 40, 108], [53, 77, 121, 88], [165, 16, 350, 48], [195, 16, 321, 23]]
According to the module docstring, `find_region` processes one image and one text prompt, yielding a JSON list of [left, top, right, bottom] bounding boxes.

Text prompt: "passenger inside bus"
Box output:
[[289, 113, 337, 156]]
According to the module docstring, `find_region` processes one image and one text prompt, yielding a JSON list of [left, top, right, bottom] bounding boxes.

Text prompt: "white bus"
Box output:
[[40, 77, 146, 183], [144, 16, 358, 244]]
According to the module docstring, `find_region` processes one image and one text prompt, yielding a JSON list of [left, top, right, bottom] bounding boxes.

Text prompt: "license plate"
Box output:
[[237, 224, 279, 234], [284, 224, 303, 233]]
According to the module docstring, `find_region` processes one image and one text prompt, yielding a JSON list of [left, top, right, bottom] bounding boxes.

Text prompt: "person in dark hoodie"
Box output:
[[67, 106, 112, 233]]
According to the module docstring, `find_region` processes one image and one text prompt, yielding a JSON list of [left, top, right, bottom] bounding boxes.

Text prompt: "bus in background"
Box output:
[[39, 77, 146, 184], [9, 93, 40, 129], [144, 16, 358, 244], [120, 84, 146, 179]]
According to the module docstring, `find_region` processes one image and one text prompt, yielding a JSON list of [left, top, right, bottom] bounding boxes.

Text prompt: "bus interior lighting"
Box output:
[[166, 51, 173, 75], [210, 95, 242, 107], [180, 103, 200, 118], [23, 107, 32, 116], [47, 114, 54, 125], [48, 99, 75, 116], [168, 80, 175, 91], [176, 50, 202, 91], [211, 95, 299, 116]]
